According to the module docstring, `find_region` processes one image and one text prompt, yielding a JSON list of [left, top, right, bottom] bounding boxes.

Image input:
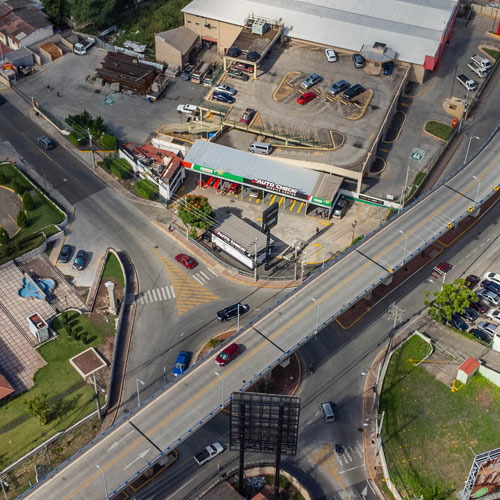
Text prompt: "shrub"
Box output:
[[177, 195, 214, 230], [134, 179, 158, 200], [67, 132, 87, 147], [0, 171, 6, 185], [12, 179, 26, 195], [16, 209, 27, 228], [0, 226, 9, 245], [110, 159, 133, 179], [22, 192, 35, 211], [208, 338, 222, 348], [101, 134, 117, 151]]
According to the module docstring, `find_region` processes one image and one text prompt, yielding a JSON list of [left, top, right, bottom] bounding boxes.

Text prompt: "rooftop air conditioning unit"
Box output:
[[252, 18, 269, 36]]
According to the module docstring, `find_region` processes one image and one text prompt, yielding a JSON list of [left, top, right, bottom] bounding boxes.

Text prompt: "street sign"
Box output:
[[262, 202, 279, 233], [409, 147, 426, 162]]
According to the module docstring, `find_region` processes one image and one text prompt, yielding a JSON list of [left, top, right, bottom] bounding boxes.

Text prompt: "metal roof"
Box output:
[[185, 140, 320, 197], [182, 0, 458, 65], [155, 26, 199, 55], [214, 214, 268, 253]]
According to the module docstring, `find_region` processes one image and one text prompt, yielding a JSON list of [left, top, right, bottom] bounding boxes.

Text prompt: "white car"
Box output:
[[484, 272, 500, 286], [477, 288, 500, 306], [325, 48, 338, 62], [214, 84, 237, 96], [487, 309, 500, 324]]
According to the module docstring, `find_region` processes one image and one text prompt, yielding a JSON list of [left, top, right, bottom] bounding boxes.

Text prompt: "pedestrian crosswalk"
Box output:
[[308, 442, 364, 480], [192, 268, 218, 285], [136, 285, 176, 305]]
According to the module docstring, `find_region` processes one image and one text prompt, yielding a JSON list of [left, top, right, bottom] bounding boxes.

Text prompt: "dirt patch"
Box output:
[[418, 351, 459, 387], [0, 186, 22, 236]]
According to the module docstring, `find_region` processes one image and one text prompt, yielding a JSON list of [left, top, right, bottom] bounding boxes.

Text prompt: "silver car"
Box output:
[[477, 288, 500, 306], [214, 84, 237, 96], [300, 73, 323, 90]]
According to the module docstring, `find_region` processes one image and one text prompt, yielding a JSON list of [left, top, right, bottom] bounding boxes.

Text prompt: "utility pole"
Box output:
[[377, 303, 404, 388], [88, 128, 96, 169], [253, 239, 258, 281], [92, 373, 102, 420]]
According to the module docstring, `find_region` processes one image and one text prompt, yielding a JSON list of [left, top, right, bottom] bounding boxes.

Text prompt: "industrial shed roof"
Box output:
[[155, 26, 199, 54], [182, 0, 458, 65]]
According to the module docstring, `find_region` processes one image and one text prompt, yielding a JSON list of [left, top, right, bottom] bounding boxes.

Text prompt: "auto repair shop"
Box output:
[[183, 140, 343, 218]]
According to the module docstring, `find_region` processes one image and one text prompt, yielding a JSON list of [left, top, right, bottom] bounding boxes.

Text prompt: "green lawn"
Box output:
[[380, 335, 500, 499], [425, 121, 453, 141], [0, 163, 65, 264], [102, 252, 125, 287], [0, 313, 105, 468], [483, 47, 500, 60]]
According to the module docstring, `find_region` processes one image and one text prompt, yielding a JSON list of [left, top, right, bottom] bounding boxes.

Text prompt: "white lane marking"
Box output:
[[340, 464, 363, 474], [193, 275, 204, 285], [199, 271, 210, 280], [208, 268, 218, 276]]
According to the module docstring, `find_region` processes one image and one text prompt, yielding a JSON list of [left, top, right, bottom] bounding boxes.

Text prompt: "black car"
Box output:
[[72, 249, 86, 270], [212, 92, 235, 104], [180, 64, 194, 81], [449, 313, 468, 332], [481, 280, 500, 295], [342, 84, 364, 101], [470, 328, 490, 343], [58, 244, 73, 264], [247, 51, 260, 62], [382, 61, 394, 75], [461, 307, 478, 322], [216, 303, 249, 322]]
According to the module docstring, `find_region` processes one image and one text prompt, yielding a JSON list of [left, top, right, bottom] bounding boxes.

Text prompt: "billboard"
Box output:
[[463, 448, 500, 499], [262, 202, 279, 233]]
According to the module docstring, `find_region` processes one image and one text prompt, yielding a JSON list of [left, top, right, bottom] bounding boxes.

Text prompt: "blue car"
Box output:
[[382, 61, 394, 75], [481, 280, 500, 295], [212, 92, 235, 104], [172, 351, 191, 377], [449, 313, 468, 332]]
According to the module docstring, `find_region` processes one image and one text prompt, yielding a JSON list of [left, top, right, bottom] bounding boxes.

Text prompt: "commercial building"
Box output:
[[181, 0, 459, 82], [155, 25, 200, 68]]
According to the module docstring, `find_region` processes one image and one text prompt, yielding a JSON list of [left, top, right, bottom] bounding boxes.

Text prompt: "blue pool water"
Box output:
[[18, 277, 56, 299]]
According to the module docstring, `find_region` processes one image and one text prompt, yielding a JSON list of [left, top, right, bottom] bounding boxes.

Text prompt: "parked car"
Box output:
[[484, 272, 500, 285], [324, 48, 337, 62], [300, 73, 323, 90], [227, 46, 242, 58], [175, 253, 197, 269], [477, 288, 500, 306], [478, 321, 498, 336], [431, 262, 452, 278], [469, 328, 490, 343], [247, 51, 260, 62], [227, 69, 249, 81], [461, 307, 478, 322], [214, 84, 237, 96], [481, 280, 500, 295], [212, 92, 235, 104], [181, 64, 194, 81], [240, 108, 256, 124], [332, 197, 348, 218], [465, 274, 480, 289], [297, 91, 317, 105], [328, 79, 350, 96], [352, 53, 365, 68], [36, 136, 56, 150], [72, 250, 86, 270], [449, 313, 468, 332], [58, 244, 73, 264], [382, 61, 394, 75], [342, 84, 364, 101], [172, 351, 191, 376], [233, 62, 253, 74], [216, 303, 249, 321], [470, 300, 489, 314], [215, 343, 241, 366], [486, 309, 500, 324]]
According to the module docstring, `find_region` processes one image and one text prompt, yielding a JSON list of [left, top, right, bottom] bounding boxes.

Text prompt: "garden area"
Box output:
[[424, 120, 453, 142], [0, 163, 65, 265], [380, 334, 500, 499]]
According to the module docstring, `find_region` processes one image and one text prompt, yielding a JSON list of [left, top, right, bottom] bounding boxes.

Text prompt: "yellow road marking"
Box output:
[[8, 214, 16, 224], [312, 242, 322, 247], [297, 202, 304, 214], [365, 205, 375, 223], [270, 194, 276, 205], [289, 200, 296, 211], [278, 196, 284, 207], [64, 159, 498, 500], [380, 148, 389, 152]]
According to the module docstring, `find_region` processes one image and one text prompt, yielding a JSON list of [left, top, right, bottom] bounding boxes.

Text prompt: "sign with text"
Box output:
[[262, 202, 279, 233]]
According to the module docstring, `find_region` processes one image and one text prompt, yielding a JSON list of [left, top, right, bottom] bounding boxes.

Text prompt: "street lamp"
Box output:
[[136, 378, 145, 407], [465, 136, 479, 163], [311, 297, 320, 334], [400, 165, 414, 212], [472, 175, 481, 206], [399, 229, 408, 264], [351, 220, 358, 245], [214, 371, 224, 408], [95, 464, 109, 499], [237, 303, 240, 331]]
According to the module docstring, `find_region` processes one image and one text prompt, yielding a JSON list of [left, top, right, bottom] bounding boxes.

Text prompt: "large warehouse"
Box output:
[[181, 0, 459, 82]]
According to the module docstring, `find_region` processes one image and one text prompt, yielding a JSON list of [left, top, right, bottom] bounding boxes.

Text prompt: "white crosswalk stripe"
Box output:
[[160, 287, 167, 300], [136, 285, 176, 305], [208, 268, 218, 276], [193, 275, 205, 285], [199, 271, 210, 280], [166, 286, 172, 299]]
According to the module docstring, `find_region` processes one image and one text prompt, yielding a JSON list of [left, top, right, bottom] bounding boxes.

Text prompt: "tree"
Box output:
[[177, 195, 214, 230], [0, 226, 9, 245], [41, 0, 69, 25], [65, 110, 108, 140], [12, 179, 26, 195], [16, 210, 27, 228], [68, 0, 130, 28], [24, 393, 54, 425], [424, 278, 477, 324], [22, 192, 35, 211]]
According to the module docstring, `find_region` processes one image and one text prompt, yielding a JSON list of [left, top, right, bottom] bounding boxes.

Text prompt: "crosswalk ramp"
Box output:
[[136, 285, 176, 305]]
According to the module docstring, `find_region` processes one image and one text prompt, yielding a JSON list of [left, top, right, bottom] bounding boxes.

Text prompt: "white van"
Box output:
[[248, 142, 273, 155], [320, 402, 335, 422]]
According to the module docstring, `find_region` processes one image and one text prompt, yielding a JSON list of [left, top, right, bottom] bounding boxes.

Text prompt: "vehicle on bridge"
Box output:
[[194, 442, 223, 465], [215, 343, 241, 366]]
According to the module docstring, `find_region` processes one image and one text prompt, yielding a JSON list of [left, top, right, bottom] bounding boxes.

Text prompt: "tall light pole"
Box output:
[[351, 220, 357, 245], [214, 371, 224, 408], [136, 378, 145, 407], [399, 229, 408, 264], [449, 65, 458, 100], [237, 303, 240, 331], [400, 165, 412, 212], [472, 175, 481, 206], [311, 297, 320, 334], [95, 464, 109, 499], [465, 136, 479, 163]]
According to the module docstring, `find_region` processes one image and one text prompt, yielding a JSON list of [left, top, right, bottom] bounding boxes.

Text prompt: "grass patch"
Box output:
[[0, 313, 106, 468], [134, 178, 158, 200], [408, 171, 426, 198], [43, 224, 61, 238], [102, 252, 125, 288], [424, 121, 453, 141], [380, 334, 500, 499], [483, 47, 499, 60]]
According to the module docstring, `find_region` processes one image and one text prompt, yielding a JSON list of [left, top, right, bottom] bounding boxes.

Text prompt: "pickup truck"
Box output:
[[456, 74, 477, 92], [176, 104, 198, 115], [193, 442, 224, 465], [467, 62, 487, 78], [74, 36, 95, 55], [470, 54, 492, 70]]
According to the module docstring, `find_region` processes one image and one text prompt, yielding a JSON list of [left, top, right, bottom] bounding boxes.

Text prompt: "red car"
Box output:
[[465, 274, 480, 289], [175, 253, 197, 269], [240, 108, 256, 124], [297, 92, 317, 105], [215, 343, 241, 366], [471, 301, 489, 314], [234, 62, 253, 74]]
